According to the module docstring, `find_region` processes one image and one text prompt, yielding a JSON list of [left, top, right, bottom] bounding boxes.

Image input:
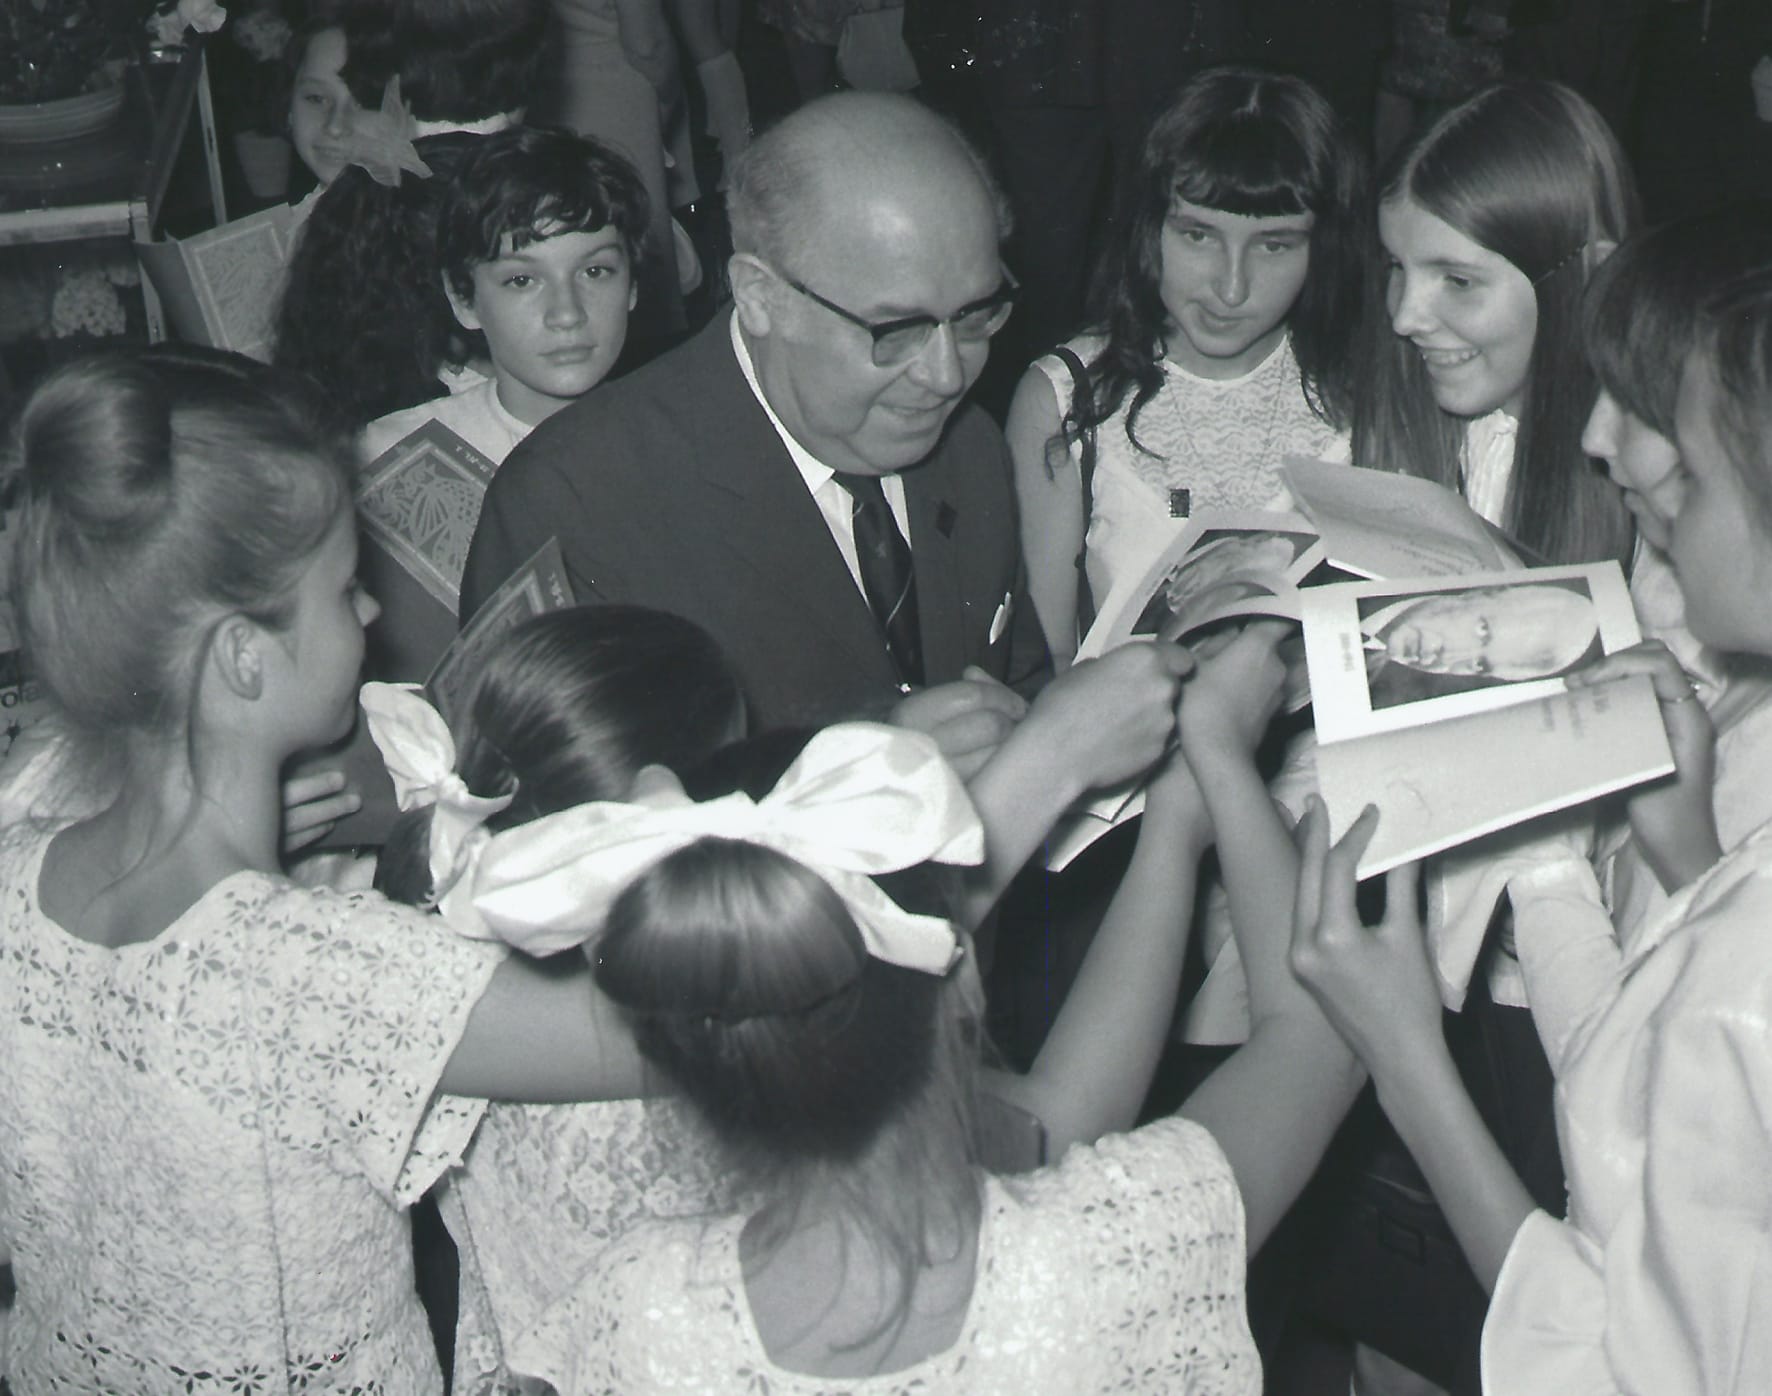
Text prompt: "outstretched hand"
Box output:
[[1567, 639, 1720, 890], [1288, 799, 1434, 1076], [1177, 620, 1290, 760]]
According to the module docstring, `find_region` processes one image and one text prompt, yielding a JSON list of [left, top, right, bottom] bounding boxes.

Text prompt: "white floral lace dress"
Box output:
[[509, 1116, 1259, 1395], [440, 1096, 736, 1395], [0, 821, 505, 1394]]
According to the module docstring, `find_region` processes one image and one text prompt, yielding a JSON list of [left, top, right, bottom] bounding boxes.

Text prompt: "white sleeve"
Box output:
[[1508, 857, 1624, 1074], [1488, 873, 1772, 1396]]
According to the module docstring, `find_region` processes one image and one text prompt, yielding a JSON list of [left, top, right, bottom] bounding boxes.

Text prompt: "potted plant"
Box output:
[[0, 0, 227, 143], [209, 1, 296, 199]]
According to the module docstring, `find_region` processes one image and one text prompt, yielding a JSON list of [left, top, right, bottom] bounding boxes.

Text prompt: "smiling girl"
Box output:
[[1009, 68, 1369, 663], [285, 4, 361, 193], [1356, 79, 1639, 570]]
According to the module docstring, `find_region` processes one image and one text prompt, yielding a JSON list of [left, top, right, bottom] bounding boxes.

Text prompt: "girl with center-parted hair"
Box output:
[[1355, 77, 1639, 572], [1291, 82, 1640, 1395], [490, 624, 1378, 1394], [1010, 65, 1371, 666], [0, 351, 647, 1393]]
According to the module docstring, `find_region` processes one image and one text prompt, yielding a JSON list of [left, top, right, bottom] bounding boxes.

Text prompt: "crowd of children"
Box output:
[[1, 4, 1771, 1393]]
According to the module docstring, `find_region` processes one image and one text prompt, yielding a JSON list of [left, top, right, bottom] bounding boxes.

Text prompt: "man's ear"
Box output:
[[728, 253, 777, 337], [209, 615, 265, 701], [443, 274, 482, 332]]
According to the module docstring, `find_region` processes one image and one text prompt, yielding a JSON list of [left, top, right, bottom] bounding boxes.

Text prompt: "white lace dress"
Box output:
[[0, 821, 504, 1394], [1034, 333, 1351, 610], [440, 1096, 735, 1395], [509, 1116, 1259, 1395]]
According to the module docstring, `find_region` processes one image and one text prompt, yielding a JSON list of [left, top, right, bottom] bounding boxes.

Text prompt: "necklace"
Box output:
[[1154, 340, 1292, 518]]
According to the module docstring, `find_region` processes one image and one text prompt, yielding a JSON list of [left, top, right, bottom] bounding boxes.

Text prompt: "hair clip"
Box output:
[[1533, 241, 1589, 286], [339, 78, 433, 188]]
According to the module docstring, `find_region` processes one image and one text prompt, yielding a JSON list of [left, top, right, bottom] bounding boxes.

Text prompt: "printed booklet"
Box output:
[[357, 419, 501, 683], [1301, 562, 1672, 877], [1043, 462, 1670, 871]]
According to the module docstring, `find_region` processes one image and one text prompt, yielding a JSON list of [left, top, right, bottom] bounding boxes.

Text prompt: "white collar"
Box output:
[[411, 110, 520, 138], [730, 310, 839, 498]]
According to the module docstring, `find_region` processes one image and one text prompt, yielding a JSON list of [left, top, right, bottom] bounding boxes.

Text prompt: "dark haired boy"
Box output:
[[361, 124, 651, 463]]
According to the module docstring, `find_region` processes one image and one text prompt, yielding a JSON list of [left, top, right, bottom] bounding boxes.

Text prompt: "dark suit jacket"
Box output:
[[460, 317, 1048, 731]]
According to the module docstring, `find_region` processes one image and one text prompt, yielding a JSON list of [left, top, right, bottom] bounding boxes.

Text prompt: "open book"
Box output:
[[357, 419, 501, 683], [1043, 462, 1665, 870], [135, 202, 308, 362], [1303, 563, 1673, 877], [425, 536, 575, 726], [295, 537, 575, 850]]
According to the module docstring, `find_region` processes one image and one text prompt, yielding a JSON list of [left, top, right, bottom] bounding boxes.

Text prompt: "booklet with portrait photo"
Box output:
[[1301, 561, 1674, 877], [1042, 465, 1658, 872]]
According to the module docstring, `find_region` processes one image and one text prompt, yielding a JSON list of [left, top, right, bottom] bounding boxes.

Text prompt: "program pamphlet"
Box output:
[[1043, 462, 1671, 872]]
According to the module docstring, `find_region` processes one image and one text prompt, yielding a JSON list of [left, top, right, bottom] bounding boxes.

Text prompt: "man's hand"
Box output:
[[890, 668, 1028, 781]]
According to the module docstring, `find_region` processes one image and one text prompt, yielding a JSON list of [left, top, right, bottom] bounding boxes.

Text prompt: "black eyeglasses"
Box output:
[[781, 270, 1019, 368]]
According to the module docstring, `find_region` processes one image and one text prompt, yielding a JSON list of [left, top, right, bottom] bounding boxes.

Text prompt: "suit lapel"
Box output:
[[676, 324, 897, 682]]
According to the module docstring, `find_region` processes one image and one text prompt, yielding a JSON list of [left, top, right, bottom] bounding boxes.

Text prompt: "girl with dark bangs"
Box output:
[[1010, 66, 1369, 664]]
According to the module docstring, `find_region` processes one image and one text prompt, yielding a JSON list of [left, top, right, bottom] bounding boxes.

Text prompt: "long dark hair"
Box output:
[[593, 728, 982, 1350], [1583, 202, 1772, 440], [1699, 268, 1772, 534], [1353, 80, 1639, 568], [374, 605, 744, 907], [274, 132, 483, 429], [1071, 66, 1370, 458]]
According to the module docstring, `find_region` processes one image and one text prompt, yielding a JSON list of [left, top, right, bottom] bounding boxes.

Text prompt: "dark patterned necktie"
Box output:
[[833, 472, 924, 688]]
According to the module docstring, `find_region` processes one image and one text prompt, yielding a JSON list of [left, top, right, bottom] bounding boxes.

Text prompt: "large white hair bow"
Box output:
[[360, 682, 514, 901], [452, 719, 984, 972]]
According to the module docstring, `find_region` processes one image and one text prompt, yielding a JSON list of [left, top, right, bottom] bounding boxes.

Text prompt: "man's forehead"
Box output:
[[795, 191, 1001, 316]]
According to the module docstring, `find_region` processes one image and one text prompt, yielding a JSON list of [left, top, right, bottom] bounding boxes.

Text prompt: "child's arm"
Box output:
[[1166, 626, 1367, 1252], [440, 954, 650, 1103], [978, 630, 1283, 1156], [1006, 364, 1085, 668], [1290, 807, 1535, 1287], [954, 644, 1193, 927], [978, 737, 1211, 1156]]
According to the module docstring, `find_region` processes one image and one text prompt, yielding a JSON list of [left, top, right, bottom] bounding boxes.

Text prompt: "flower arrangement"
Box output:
[[1, 0, 227, 107]]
